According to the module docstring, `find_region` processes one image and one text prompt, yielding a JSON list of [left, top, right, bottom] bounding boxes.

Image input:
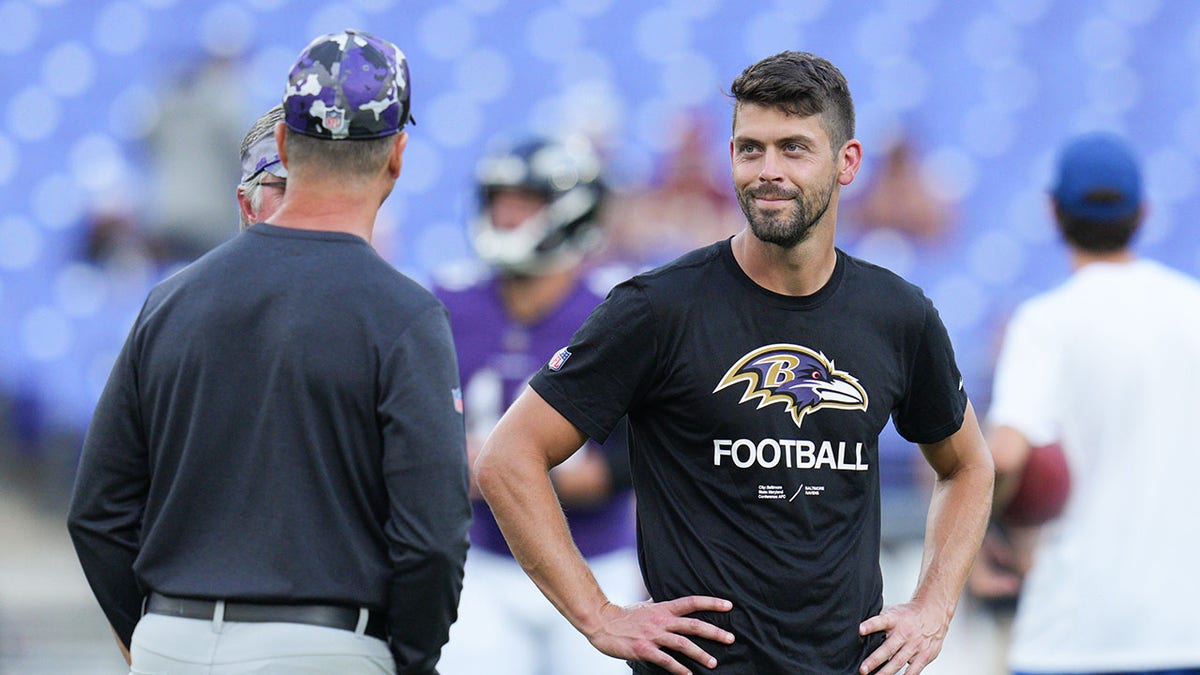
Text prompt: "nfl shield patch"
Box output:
[[548, 347, 572, 371], [324, 107, 345, 132]]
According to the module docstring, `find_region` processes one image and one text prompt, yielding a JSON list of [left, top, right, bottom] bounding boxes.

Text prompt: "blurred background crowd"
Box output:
[[2, 0, 1200, 673]]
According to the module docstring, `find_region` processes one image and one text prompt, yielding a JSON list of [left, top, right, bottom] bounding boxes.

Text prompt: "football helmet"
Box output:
[[471, 135, 605, 275]]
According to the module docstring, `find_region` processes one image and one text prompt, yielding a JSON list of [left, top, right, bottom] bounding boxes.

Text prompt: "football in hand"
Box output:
[[1001, 443, 1070, 526]]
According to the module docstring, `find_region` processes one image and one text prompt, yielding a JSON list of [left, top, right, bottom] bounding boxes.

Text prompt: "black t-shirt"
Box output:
[[530, 240, 966, 674]]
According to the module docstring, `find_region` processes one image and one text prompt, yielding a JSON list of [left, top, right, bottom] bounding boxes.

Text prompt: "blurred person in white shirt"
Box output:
[[982, 132, 1200, 675]]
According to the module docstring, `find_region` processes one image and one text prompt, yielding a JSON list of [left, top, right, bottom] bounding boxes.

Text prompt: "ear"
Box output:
[[387, 131, 408, 179], [274, 122, 289, 170], [236, 185, 256, 225], [837, 139, 863, 186]]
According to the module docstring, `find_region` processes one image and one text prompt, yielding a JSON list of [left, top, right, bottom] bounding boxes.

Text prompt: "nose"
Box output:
[[758, 148, 783, 181]]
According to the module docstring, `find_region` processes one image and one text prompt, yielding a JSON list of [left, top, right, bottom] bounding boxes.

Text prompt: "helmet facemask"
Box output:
[[471, 137, 605, 275]]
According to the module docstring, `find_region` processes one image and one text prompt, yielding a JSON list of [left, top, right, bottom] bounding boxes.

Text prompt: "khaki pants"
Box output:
[[129, 612, 395, 674]]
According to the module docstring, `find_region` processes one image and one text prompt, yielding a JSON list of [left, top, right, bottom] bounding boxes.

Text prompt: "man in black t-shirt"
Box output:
[[475, 51, 994, 675]]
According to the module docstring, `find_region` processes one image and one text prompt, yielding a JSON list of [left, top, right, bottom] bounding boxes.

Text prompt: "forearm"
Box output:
[[66, 519, 144, 647], [477, 435, 610, 637], [987, 425, 1032, 514], [382, 448, 470, 671], [68, 338, 151, 648], [913, 459, 994, 615], [387, 534, 469, 673]]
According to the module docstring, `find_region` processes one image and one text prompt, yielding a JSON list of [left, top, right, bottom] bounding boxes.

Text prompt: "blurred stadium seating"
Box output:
[[1, 0, 1199, 480], [5, 2, 1200, 672]]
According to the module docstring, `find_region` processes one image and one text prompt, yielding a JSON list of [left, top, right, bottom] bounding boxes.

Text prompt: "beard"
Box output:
[[737, 179, 836, 248]]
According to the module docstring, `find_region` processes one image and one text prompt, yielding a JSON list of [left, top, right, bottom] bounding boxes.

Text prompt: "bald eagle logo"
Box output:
[[714, 344, 868, 430]]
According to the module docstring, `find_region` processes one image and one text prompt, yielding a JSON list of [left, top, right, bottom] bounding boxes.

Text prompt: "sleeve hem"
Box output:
[[529, 377, 613, 443]]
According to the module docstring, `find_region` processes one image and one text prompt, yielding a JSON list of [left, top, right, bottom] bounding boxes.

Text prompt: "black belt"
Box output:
[[146, 592, 387, 640]]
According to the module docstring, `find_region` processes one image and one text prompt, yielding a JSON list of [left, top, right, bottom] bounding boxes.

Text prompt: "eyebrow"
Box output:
[[733, 134, 817, 148]]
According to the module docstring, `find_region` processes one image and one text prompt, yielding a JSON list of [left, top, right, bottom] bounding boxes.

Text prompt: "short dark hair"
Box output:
[[284, 132, 396, 181], [1055, 190, 1140, 253], [729, 51, 855, 150]]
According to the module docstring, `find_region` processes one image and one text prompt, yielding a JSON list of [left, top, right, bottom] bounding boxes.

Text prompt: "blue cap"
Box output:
[[1051, 132, 1142, 222], [283, 29, 412, 140]]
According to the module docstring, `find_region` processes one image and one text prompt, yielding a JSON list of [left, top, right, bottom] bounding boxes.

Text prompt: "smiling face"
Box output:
[[730, 103, 860, 248]]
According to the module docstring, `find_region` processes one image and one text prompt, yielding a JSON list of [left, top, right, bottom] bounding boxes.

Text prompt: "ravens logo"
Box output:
[[714, 344, 868, 429]]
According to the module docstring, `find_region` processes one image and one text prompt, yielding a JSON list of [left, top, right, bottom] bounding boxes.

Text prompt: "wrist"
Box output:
[[574, 597, 616, 639]]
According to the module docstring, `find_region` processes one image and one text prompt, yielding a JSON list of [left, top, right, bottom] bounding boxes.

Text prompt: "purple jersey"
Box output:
[[434, 269, 635, 558]]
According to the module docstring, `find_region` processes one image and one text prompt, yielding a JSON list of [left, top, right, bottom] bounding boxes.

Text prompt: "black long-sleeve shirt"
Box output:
[[67, 223, 471, 673]]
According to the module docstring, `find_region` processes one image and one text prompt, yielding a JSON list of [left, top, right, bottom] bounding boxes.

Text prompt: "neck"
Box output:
[[1070, 248, 1135, 271], [268, 179, 384, 242], [730, 224, 838, 296], [500, 266, 580, 324]]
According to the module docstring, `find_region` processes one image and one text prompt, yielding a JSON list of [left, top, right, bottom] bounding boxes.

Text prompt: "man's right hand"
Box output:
[[585, 596, 735, 675]]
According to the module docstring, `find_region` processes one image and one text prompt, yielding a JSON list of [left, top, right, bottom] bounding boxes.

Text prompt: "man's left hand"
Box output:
[[856, 601, 949, 675]]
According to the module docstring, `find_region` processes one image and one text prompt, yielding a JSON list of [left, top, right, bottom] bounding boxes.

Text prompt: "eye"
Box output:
[[811, 370, 823, 379]]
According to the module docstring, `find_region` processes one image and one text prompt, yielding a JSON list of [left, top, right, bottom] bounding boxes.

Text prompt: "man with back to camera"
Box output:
[[980, 132, 1200, 675], [475, 51, 995, 675], [432, 134, 642, 675], [67, 30, 471, 674]]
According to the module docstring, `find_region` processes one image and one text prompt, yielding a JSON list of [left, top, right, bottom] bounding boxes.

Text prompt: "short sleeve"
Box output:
[[986, 303, 1059, 446], [891, 296, 968, 444], [529, 280, 657, 443]]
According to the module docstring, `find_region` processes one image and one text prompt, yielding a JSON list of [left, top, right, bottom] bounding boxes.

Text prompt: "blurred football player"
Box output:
[[433, 135, 641, 675]]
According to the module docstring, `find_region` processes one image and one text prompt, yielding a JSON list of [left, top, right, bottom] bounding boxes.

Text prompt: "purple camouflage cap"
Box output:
[[283, 30, 413, 140]]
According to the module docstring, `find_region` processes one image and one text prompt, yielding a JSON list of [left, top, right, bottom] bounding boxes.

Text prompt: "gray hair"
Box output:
[[240, 104, 285, 164], [239, 180, 265, 230]]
